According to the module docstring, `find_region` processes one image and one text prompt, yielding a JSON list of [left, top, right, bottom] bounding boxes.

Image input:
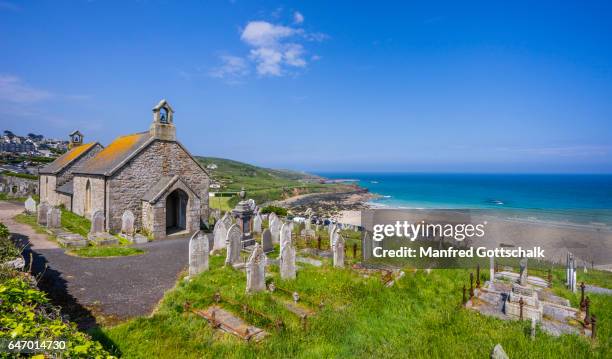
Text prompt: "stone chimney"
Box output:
[[150, 99, 176, 141]]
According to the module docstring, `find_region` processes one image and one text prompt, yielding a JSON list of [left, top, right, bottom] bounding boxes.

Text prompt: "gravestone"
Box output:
[[491, 344, 509, 359], [225, 224, 242, 266], [246, 243, 267, 293], [253, 214, 262, 234], [268, 212, 277, 224], [212, 219, 227, 252], [24, 196, 36, 214], [330, 227, 340, 249], [279, 222, 292, 256], [90, 210, 105, 234], [46, 207, 61, 228], [519, 257, 528, 286], [305, 216, 312, 231], [221, 212, 232, 228], [280, 242, 297, 280], [37, 202, 49, 225], [189, 231, 209, 277], [261, 229, 273, 253], [270, 216, 281, 244], [333, 232, 345, 268], [121, 210, 135, 236]]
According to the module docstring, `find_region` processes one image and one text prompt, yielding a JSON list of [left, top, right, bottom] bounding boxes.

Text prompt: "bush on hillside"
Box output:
[[260, 205, 288, 216]]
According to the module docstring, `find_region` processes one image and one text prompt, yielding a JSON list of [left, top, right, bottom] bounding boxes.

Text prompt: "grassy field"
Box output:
[[94, 228, 611, 358], [70, 246, 144, 258]]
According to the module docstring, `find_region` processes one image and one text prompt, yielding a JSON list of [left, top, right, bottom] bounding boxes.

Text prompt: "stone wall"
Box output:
[[72, 175, 106, 219], [107, 140, 209, 234], [0, 175, 38, 199], [58, 192, 72, 210]]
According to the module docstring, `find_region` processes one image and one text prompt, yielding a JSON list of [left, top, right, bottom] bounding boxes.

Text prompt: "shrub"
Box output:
[[260, 205, 288, 216], [0, 278, 115, 358], [0, 223, 20, 263]]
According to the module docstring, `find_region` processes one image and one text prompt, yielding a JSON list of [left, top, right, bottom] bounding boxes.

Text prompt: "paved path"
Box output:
[[1, 201, 189, 327], [0, 201, 59, 249]]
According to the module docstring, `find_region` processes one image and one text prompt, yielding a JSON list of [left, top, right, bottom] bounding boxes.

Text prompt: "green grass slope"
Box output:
[[97, 251, 610, 358], [197, 157, 346, 208]]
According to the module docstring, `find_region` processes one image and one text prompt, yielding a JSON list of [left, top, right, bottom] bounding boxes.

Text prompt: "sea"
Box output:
[[316, 173, 612, 226]]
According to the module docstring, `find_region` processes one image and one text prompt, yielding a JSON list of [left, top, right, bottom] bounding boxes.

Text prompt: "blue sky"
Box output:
[[1, 1, 611, 173]]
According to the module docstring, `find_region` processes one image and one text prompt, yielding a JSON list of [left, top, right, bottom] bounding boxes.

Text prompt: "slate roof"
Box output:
[[75, 132, 152, 176], [39, 143, 99, 175], [142, 175, 199, 203], [142, 176, 175, 203], [56, 180, 74, 195]]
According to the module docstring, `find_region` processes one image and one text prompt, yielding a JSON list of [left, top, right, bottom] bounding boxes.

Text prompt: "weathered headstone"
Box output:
[[280, 242, 296, 280], [189, 231, 209, 277], [225, 224, 242, 266], [519, 257, 528, 286], [246, 243, 267, 293], [24, 196, 36, 214], [261, 228, 273, 253], [279, 222, 292, 255], [305, 216, 312, 231], [46, 207, 61, 228], [90, 210, 105, 234], [333, 232, 345, 268], [330, 227, 340, 249], [221, 212, 232, 228], [37, 202, 49, 225], [270, 216, 281, 244], [212, 219, 227, 252], [121, 210, 135, 236], [490, 344, 509, 359], [253, 214, 262, 234]]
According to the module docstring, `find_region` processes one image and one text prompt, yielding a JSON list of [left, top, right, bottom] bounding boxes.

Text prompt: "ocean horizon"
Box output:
[[316, 173, 612, 225]]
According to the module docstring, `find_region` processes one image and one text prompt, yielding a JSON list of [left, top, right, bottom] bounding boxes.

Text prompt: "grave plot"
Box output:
[[266, 281, 321, 330], [185, 292, 282, 343], [464, 259, 597, 338], [351, 262, 407, 287]]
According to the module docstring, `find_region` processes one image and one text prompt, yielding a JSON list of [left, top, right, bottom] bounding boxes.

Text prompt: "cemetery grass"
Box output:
[[96, 255, 611, 358], [69, 246, 144, 258], [60, 207, 91, 237], [13, 213, 57, 242]]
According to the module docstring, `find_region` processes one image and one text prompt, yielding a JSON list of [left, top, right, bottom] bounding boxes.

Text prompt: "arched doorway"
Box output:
[[166, 189, 188, 234]]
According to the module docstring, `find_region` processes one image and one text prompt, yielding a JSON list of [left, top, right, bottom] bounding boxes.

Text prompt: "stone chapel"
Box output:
[[39, 99, 210, 239]]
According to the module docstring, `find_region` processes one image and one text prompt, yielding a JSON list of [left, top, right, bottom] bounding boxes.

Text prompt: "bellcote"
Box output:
[[150, 99, 176, 141], [68, 130, 84, 149]]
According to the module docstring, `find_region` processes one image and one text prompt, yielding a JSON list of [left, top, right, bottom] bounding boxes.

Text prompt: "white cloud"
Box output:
[[283, 44, 306, 67], [293, 11, 304, 24], [209, 55, 249, 79], [241, 21, 296, 48], [210, 15, 326, 80], [240, 20, 320, 76], [0, 75, 52, 103], [249, 48, 284, 76]]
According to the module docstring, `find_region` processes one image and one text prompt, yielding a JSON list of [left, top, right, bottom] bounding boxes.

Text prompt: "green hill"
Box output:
[[196, 156, 321, 192], [196, 157, 336, 209]]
